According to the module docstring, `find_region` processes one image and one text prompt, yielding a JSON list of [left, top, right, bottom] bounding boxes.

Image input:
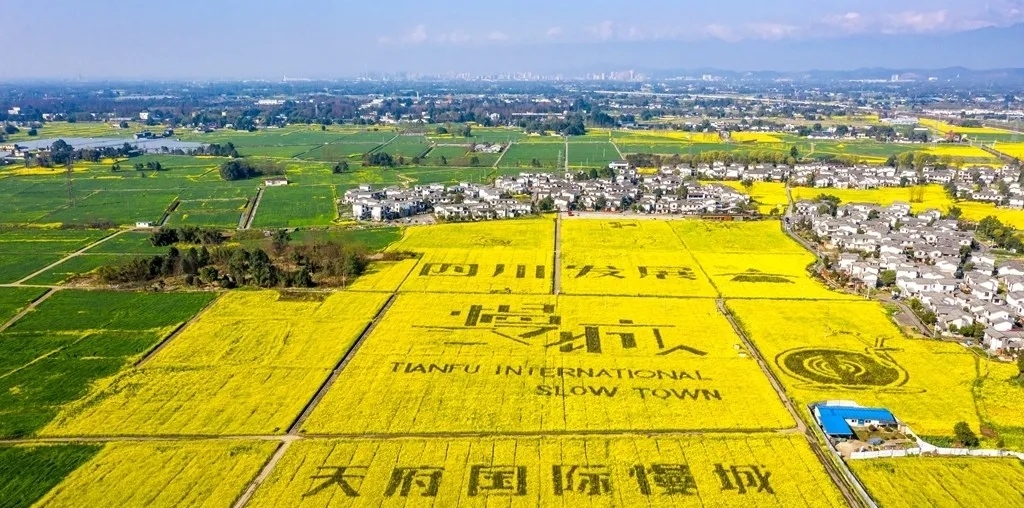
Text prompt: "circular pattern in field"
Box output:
[[777, 348, 903, 387]]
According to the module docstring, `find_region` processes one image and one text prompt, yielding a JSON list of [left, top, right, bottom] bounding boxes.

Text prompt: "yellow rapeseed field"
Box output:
[[730, 132, 784, 143], [727, 300, 982, 437], [850, 458, 1024, 508], [559, 219, 717, 297], [919, 118, 1015, 135], [34, 440, 277, 507], [391, 219, 554, 294], [976, 360, 1024, 449], [302, 294, 793, 434], [247, 434, 845, 508], [346, 259, 418, 292], [791, 185, 953, 213], [924, 144, 999, 161], [42, 291, 388, 436], [993, 142, 1024, 160], [671, 221, 854, 300], [713, 181, 789, 214]]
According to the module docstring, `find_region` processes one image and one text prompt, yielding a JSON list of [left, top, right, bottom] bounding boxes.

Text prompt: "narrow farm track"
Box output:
[[715, 298, 868, 508], [232, 437, 297, 508], [14, 229, 128, 285], [287, 294, 397, 435], [492, 142, 511, 168], [243, 187, 265, 230], [553, 214, 562, 295], [0, 288, 57, 334]]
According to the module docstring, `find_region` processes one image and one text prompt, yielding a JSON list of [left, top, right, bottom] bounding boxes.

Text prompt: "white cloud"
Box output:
[[487, 31, 510, 42], [746, 22, 798, 40], [589, 20, 615, 40], [437, 31, 471, 44], [403, 24, 429, 44], [546, 26, 563, 38]]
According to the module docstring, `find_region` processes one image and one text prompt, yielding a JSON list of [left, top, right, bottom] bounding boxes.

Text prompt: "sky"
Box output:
[[3, 0, 1023, 79]]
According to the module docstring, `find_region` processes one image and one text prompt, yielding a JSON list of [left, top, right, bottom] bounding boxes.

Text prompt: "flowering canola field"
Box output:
[[391, 219, 554, 294], [850, 457, 1024, 508], [560, 220, 717, 296], [41, 291, 389, 436], [672, 221, 856, 300], [727, 299, 982, 437], [247, 434, 845, 508], [33, 440, 277, 508], [302, 293, 793, 434]]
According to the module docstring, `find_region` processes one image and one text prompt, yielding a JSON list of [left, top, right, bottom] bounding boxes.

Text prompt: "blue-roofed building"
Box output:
[[813, 404, 899, 439]]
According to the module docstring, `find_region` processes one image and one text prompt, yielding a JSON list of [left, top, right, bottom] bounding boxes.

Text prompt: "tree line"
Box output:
[[98, 229, 387, 289]]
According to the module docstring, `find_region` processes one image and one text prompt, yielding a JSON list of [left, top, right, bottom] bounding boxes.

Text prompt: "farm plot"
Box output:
[[975, 360, 1024, 450], [993, 142, 1024, 160], [0, 287, 46, 324], [0, 443, 102, 508], [302, 143, 384, 161], [0, 228, 111, 283], [33, 441, 277, 508], [567, 141, 620, 167], [0, 290, 215, 438], [672, 221, 852, 300], [248, 434, 842, 508], [41, 189, 180, 227], [0, 179, 73, 224], [727, 299, 983, 438], [302, 294, 793, 435], [392, 219, 555, 294], [42, 291, 388, 436], [714, 181, 790, 214], [251, 185, 337, 228], [23, 254, 125, 285], [165, 198, 248, 228], [559, 219, 717, 297], [850, 457, 1024, 508], [378, 135, 431, 159], [499, 142, 565, 168], [791, 185, 953, 213], [84, 231, 168, 255]]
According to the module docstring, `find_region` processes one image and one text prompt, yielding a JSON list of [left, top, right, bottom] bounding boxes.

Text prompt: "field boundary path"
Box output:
[[0, 288, 57, 334], [14, 229, 128, 285], [287, 294, 397, 435], [243, 187, 266, 230], [553, 214, 562, 294], [611, 136, 625, 160], [231, 437, 298, 508], [715, 298, 870, 508], [492, 142, 511, 168], [136, 295, 223, 367]]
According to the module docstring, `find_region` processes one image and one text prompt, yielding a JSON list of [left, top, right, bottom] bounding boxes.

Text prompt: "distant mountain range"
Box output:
[[381, 23, 1024, 79]]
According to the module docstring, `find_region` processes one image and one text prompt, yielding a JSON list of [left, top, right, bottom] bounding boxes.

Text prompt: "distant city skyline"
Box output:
[[4, 0, 1024, 79]]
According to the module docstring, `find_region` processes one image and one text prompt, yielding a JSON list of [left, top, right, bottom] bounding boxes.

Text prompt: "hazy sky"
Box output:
[[4, 0, 1023, 79]]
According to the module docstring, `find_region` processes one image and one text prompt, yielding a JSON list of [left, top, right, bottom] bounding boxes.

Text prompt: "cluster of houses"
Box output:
[[796, 200, 1024, 356], [343, 163, 754, 222]]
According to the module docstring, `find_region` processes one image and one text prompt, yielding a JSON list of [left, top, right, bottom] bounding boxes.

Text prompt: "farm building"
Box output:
[[813, 404, 899, 439], [265, 177, 289, 187]]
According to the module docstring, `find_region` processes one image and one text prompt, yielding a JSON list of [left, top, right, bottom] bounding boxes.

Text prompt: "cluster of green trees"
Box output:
[[99, 232, 375, 289], [192, 142, 240, 158], [362, 152, 396, 167], [626, 149, 800, 169], [976, 216, 1024, 252], [149, 226, 225, 247], [518, 116, 586, 136], [572, 167, 616, 181], [218, 159, 285, 181], [331, 161, 350, 173]]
